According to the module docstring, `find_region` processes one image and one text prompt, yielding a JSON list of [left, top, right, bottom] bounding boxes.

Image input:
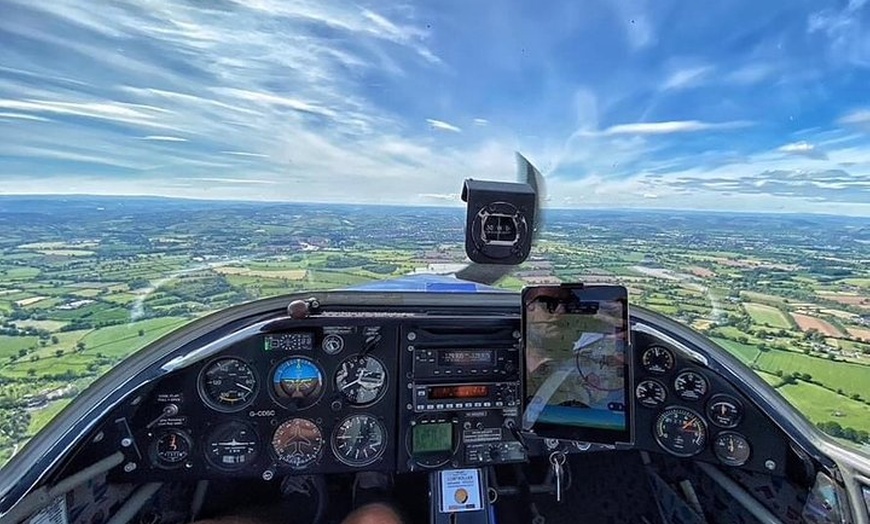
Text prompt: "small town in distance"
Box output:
[[0, 196, 867, 464]]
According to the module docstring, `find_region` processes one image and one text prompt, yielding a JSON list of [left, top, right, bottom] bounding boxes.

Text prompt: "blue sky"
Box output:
[[1, 0, 869, 215]]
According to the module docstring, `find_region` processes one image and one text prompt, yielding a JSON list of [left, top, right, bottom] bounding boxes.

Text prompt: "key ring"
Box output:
[[549, 450, 566, 466]]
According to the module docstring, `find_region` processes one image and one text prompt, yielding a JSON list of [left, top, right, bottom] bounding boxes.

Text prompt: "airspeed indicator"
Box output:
[[198, 358, 257, 413]]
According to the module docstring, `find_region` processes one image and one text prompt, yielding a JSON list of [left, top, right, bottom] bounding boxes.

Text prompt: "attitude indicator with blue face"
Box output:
[[272, 357, 324, 409]]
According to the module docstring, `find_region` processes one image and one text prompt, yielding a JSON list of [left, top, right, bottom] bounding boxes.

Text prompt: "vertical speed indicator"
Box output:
[[331, 414, 387, 467]]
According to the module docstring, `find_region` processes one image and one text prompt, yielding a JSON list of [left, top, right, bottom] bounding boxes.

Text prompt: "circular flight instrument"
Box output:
[[654, 407, 707, 457], [322, 334, 344, 355], [151, 429, 192, 468], [673, 370, 708, 401], [636, 379, 667, 408], [205, 421, 259, 471], [198, 357, 258, 413], [335, 355, 387, 406], [272, 357, 324, 409], [713, 432, 751, 466], [707, 395, 743, 428], [641, 346, 675, 374], [331, 414, 387, 467], [272, 418, 324, 469]]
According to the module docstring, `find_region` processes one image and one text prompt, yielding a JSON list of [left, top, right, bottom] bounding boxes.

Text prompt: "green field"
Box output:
[[755, 369, 783, 387], [755, 349, 870, 401], [1, 353, 98, 379], [776, 381, 870, 434], [1, 267, 40, 280], [710, 326, 762, 345], [740, 291, 788, 305], [27, 330, 90, 359], [744, 303, 792, 328], [79, 317, 189, 358], [841, 278, 870, 289], [27, 399, 72, 436], [711, 337, 760, 365], [0, 336, 39, 360], [12, 319, 68, 331]]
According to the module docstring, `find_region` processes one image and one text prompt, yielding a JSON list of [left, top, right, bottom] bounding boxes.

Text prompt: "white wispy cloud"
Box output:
[[808, 0, 870, 67], [0, 99, 172, 128], [473, 118, 489, 126], [662, 66, 713, 90], [601, 120, 751, 136], [778, 141, 826, 159], [427, 119, 462, 133], [216, 89, 337, 118], [0, 112, 50, 122], [838, 109, 870, 125], [726, 63, 777, 85], [419, 193, 460, 201], [221, 151, 269, 158], [141, 136, 188, 142], [187, 177, 278, 185]]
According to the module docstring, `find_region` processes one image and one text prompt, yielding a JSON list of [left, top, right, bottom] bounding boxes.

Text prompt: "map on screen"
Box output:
[[522, 285, 632, 444]]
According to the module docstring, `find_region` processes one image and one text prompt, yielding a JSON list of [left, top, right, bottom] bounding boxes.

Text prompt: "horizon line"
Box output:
[[0, 192, 866, 219]]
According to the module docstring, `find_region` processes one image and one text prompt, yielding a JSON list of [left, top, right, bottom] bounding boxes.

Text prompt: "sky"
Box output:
[[1, 0, 870, 215]]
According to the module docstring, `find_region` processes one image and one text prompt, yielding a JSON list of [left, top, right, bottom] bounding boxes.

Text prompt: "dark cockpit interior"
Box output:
[[1, 290, 861, 524]]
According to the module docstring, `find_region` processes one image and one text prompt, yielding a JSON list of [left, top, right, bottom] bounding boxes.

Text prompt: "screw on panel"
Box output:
[[123, 462, 137, 473], [407, 332, 416, 341], [92, 432, 104, 443], [121, 438, 132, 448], [262, 470, 274, 481], [764, 460, 776, 471]]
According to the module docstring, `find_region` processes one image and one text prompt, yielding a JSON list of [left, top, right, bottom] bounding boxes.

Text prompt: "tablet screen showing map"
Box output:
[[522, 285, 632, 445]]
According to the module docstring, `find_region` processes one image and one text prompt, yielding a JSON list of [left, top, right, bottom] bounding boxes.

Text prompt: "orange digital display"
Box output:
[[427, 385, 489, 399]]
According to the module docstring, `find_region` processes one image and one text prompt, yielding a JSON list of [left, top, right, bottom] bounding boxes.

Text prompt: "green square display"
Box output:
[[413, 423, 452, 453]]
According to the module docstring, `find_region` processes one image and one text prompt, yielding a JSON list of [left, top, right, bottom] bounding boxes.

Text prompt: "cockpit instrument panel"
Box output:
[[633, 331, 787, 475], [85, 308, 790, 484]]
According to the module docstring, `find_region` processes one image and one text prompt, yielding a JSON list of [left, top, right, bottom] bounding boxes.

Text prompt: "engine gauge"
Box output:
[[198, 357, 258, 413], [713, 432, 751, 466], [272, 357, 324, 409], [151, 429, 192, 468], [331, 414, 387, 467], [272, 418, 323, 469], [674, 370, 708, 401], [641, 346, 674, 374], [654, 407, 707, 457], [335, 355, 387, 406], [205, 421, 259, 471], [707, 395, 743, 428], [636, 379, 667, 408]]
